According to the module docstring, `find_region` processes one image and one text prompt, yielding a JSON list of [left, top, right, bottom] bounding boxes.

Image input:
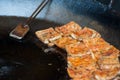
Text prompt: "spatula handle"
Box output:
[[25, 0, 49, 25]]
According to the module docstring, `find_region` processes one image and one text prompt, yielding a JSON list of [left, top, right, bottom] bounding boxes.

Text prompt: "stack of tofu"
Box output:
[[35, 21, 120, 80]]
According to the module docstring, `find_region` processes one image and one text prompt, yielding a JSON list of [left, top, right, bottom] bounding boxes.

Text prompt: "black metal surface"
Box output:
[[0, 38, 67, 80], [0, 16, 68, 80], [0, 0, 120, 80]]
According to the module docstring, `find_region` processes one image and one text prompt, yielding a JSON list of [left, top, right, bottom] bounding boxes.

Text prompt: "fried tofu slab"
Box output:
[[55, 21, 82, 36], [94, 68, 120, 80], [35, 21, 120, 80], [35, 27, 62, 46], [67, 55, 96, 79], [66, 42, 91, 57], [54, 37, 78, 49], [71, 27, 101, 40]]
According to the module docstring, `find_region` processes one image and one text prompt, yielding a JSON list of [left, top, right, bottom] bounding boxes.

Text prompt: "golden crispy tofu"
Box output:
[[98, 57, 120, 70], [94, 68, 120, 80], [83, 38, 111, 59], [66, 42, 91, 57], [67, 67, 94, 80], [83, 38, 110, 52], [97, 45, 120, 70], [67, 55, 96, 70], [55, 21, 82, 36], [35, 28, 62, 46], [101, 45, 120, 58], [67, 55, 96, 80], [54, 37, 78, 49], [71, 27, 101, 40]]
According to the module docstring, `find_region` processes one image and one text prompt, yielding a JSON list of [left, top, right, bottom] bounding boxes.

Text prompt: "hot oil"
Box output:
[[0, 37, 67, 80]]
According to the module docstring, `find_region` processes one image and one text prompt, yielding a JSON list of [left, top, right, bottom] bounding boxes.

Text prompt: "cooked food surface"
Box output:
[[72, 27, 101, 40], [94, 68, 120, 80], [55, 21, 82, 36], [67, 55, 96, 70], [67, 67, 94, 80], [101, 45, 120, 58], [54, 37, 78, 49], [66, 42, 90, 57], [83, 38, 112, 60], [83, 37, 110, 52], [35, 21, 120, 80], [35, 27, 62, 46], [98, 56, 120, 70]]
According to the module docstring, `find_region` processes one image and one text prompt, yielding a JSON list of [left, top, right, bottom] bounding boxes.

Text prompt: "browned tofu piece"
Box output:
[[101, 45, 120, 58], [67, 55, 96, 71], [97, 45, 120, 70], [98, 57, 120, 70], [83, 38, 110, 52], [83, 38, 111, 59], [67, 55, 96, 79], [84, 37, 120, 60], [67, 67, 94, 80], [66, 42, 91, 57], [55, 21, 82, 36], [54, 37, 78, 49], [35, 28, 62, 46], [71, 27, 101, 40], [94, 68, 120, 80]]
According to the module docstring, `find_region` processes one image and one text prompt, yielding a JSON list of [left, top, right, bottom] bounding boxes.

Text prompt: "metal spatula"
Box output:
[[9, 0, 49, 39]]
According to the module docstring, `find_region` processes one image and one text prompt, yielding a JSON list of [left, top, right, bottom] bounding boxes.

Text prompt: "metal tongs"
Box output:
[[9, 0, 49, 39]]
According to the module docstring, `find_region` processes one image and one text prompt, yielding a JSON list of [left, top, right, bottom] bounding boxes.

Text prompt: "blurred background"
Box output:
[[0, 0, 120, 24]]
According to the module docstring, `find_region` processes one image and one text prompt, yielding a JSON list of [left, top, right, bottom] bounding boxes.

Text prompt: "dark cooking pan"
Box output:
[[0, 0, 120, 80]]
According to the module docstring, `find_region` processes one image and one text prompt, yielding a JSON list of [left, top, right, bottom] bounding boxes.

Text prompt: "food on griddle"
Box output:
[[83, 38, 110, 52], [71, 27, 101, 40], [101, 45, 120, 58], [67, 55, 97, 73], [98, 56, 120, 70], [35, 27, 62, 46], [66, 42, 91, 57], [67, 67, 94, 80], [54, 37, 78, 49], [35, 21, 120, 80], [83, 38, 111, 60], [55, 21, 82, 37], [67, 55, 96, 69], [67, 55, 96, 80], [94, 68, 120, 80]]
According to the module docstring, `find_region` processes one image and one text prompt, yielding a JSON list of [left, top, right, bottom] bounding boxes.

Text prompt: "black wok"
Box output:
[[0, 0, 120, 80]]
